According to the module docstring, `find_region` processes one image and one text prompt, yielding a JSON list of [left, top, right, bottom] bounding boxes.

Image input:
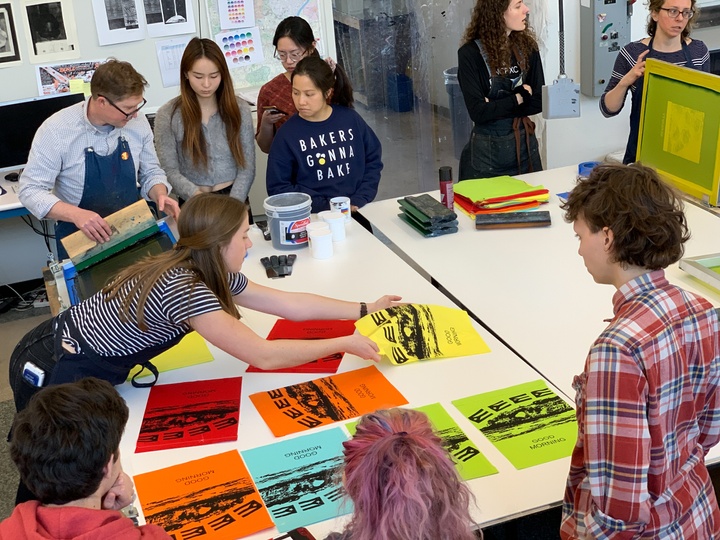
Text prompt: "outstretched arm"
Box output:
[[190, 309, 381, 369], [234, 280, 401, 321]]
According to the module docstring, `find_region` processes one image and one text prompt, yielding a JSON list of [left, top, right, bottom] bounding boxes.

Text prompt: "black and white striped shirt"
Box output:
[[61, 268, 247, 356]]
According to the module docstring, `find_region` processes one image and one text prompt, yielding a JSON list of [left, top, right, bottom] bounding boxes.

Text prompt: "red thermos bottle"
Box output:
[[439, 166, 454, 209]]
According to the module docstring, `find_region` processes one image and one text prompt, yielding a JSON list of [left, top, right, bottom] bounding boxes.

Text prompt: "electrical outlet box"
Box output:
[[542, 77, 581, 119], [580, 0, 632, 97]]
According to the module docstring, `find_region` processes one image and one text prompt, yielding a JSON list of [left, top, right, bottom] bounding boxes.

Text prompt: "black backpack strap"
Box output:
[[130, 361, 159, 388]]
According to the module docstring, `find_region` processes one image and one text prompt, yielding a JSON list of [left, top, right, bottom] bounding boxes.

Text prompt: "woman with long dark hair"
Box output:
[[256, 16, 322, 153], [266, 56, 382, 214], [154, 37, 255, 203], [457, 0, 544, 180]]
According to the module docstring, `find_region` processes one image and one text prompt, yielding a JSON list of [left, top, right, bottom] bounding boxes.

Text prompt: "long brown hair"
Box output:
[[462, 0, 539, 74], [103, 194, 248, 331], [174, 38, 246, 170]]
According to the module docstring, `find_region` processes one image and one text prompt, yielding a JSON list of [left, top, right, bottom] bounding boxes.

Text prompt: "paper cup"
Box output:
[[305, 221, 331, 235], [319, 210, 346, 242], [308, 228, 334, 259]]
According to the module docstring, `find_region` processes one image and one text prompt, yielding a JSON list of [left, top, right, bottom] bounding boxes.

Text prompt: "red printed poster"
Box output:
[[249, 365, 408, 437], [246, 319, 356, 374], [135, 377, 241, 453], [135, 451, 273, 540]]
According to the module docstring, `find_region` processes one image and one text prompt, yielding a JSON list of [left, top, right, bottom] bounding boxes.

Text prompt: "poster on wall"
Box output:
[[218, 0, 255, 30], [156, 35, 192, 87], [214, 27, 264, 69], [144, 0, 196, 38], [0, 3, 22, 67], [91, 0, 146, 46], [36, 59, 103, 95], [22, 0, 80, 63]]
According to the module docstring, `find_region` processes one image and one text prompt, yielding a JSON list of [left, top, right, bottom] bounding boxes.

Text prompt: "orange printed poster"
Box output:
[[134, 450, 273, 540], [249, 365, 408, 437]]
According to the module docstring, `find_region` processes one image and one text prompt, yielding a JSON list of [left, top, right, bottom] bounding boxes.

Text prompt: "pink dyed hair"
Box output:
[[338, 408, 479, 540]]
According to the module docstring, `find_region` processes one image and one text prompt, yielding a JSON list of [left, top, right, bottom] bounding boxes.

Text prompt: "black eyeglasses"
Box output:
[[99, 94, 147, 119], [658, 7, 694, 19]]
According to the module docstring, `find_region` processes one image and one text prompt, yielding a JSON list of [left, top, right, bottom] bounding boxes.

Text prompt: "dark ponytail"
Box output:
[[292, 56, 355, 108]]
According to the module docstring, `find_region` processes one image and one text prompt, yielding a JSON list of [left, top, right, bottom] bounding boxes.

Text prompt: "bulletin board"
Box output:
[[0, 0, 335, 108], [637, 58, 720, 205]]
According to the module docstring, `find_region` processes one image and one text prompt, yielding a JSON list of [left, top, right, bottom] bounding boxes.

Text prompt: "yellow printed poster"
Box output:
[[355, 304, 490, 365]]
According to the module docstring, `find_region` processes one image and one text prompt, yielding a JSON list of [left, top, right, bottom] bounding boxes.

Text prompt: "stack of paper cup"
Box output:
[[306, 221, 331, 235], [308, 228, 333, 259], [319, 211, 346, 242]]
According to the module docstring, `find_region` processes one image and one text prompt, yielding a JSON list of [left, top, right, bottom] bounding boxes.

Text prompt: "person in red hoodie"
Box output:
[[0, 377, 169, 539]]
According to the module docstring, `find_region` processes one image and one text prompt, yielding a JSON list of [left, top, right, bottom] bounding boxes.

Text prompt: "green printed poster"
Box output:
[[452, 380, 576, 469], [346, 403, 498, 480]]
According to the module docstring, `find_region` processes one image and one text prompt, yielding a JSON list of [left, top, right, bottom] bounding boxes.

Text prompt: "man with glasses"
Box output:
[[19, 59, 179, 259], [599, 0, 709, 164]]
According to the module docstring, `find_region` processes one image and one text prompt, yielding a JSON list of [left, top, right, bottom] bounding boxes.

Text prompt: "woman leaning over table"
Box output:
[[600, 0, 708, 164], [154, 37, 255, 204], [457, 0, 544, 180], [9, 194, 401, 417]]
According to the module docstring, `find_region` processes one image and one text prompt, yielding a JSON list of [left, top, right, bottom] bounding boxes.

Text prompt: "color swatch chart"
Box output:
[[219, 0, 256, 29], [214, 27, 264, 67]]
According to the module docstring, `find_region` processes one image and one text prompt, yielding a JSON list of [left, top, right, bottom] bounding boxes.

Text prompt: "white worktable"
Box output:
[[359, 165, 720, 465], [117, 218, 574, 539], [360, 165, 720, 397]]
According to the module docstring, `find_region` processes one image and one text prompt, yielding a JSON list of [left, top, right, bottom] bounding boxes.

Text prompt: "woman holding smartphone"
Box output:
[[154, 37, 255, 204], [256, 16, 322, 153], [266, 56, 382, 214]]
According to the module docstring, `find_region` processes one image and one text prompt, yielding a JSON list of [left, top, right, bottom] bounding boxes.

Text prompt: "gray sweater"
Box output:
[[154, 96, 255, 201]]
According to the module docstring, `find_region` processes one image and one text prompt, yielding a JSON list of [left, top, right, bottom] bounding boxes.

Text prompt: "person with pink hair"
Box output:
[[327, 408, 479, 540]]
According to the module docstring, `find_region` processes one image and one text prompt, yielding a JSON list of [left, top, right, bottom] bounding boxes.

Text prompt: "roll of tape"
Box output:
[[578, 161, 601, 178]]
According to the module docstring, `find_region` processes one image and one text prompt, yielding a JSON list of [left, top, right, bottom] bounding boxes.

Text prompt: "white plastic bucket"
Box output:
[[263, 193, 312, 250]]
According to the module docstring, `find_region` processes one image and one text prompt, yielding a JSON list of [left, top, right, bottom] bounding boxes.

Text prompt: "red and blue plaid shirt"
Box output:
[[561, 270, 720, 539]]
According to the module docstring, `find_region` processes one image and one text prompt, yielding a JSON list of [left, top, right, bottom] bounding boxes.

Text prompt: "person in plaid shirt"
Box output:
[[559, 162, 720, 539]]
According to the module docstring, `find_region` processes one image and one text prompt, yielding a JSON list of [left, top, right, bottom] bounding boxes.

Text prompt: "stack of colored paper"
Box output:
[[453, 176, 550, 217]]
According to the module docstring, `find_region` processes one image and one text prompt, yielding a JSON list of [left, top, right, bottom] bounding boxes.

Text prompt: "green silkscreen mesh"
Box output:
[[639, 74, 719, 193]]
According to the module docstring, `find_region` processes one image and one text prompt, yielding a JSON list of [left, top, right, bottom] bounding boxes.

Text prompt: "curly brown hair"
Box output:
[[646, 0, 698, 41], [462, 0, 539, 73], [561, 163, 689, 270]]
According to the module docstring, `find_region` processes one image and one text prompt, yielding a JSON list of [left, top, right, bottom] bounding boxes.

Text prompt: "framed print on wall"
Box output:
[[0, 3, 22, 67]]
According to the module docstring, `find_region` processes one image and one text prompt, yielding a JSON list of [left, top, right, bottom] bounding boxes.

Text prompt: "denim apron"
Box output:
[[623, 38, 693, 164], [459, 40, 542, 180], [55, 136, 139, 259], [48, 308, 184, 388]]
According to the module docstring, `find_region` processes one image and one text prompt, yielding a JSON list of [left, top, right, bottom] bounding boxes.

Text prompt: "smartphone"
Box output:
[[263, 105, 286, 115]]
